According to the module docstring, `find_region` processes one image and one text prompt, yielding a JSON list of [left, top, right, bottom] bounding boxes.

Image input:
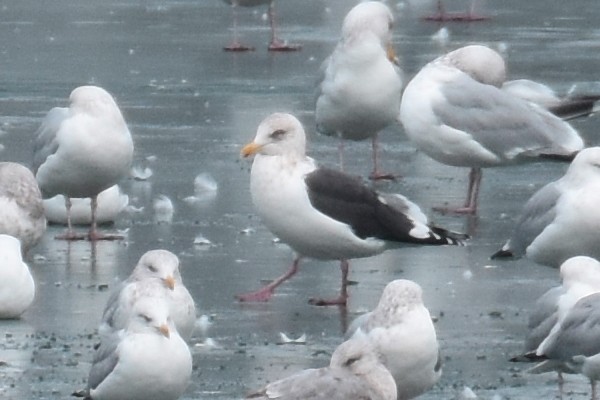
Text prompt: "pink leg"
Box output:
[[236, 257, 301, 302], [267, 1, 301, 51], [433, 167, 482, 215], [422, 0, 490, 21], [224, 2, 255, 52], [55, 197, 87, 240], [87, 196, 124, 241], [592, 379, 597, 400], [557, 371, 564, 400], [308, 260, 349, 306], [368, 134, 396, 181]]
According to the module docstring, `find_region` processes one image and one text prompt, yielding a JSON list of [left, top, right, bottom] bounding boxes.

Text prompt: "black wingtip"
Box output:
[[491, 248, 514, 259], [71, 390, 90, 399], [538, 151, 578, 163], [430, 226, 469, 246], [549, 96, 600, 121], [509, 352, 547, 363]]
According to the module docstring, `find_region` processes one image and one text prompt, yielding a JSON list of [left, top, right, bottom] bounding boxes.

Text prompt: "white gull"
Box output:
[[316, 1, 403, 180], [492, 147, 600, 267], [399, 44, 583, 214], [33, 85, 134, 240], [100, 249, 196, 342]]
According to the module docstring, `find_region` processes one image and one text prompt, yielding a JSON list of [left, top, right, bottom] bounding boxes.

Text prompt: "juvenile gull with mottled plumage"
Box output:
[[246, 335, 397, 400], [0, 162, 46, 254], [239, 113, 465, 306], [346, 279, 441, 400]]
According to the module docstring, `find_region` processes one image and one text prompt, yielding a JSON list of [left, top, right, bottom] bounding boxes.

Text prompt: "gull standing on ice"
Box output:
[[399, 45, 584, 214], [33, 85, 134, 241], [0, 234, 35, 319], [512, 256, 600, 396], [315, 1, 403, 180], [346, 279, 441, 400], [100, 249, 196, 342], [221, 0, 300, 52], [81, 297, 192, 400], [246, 336, 397, 400], [531, 258, 600, 400], [240, 113, 464, 306], [0, 162, 46, 254], [492, 147, 600, 267]]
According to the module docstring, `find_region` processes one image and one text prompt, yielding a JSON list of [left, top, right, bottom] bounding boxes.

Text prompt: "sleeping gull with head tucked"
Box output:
[[80, 297, 192, 400], [33, 85, 134, 241], [346, 279, 441, 400], [316, 1, 403, 180], [0, 162, 46, 255], [246, 335, 396, 400], [100, 249, 196, 342], [492, 147, 600, 267], [399, 44, 584, 214], [239, 113, 465, 306]]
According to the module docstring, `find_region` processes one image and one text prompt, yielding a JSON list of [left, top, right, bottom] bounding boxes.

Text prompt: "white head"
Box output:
[[129, 249, 182, 290], [127, 296, 173, 338], [560, 256, 600, 290], [69, 85, 122, 118], [331, 337, 397, 400], [565, 147, 600, 182], [440, 45, 506, 87], [342, 1, 394, 44], [240, 113, 307, 159], [368, 279, 425, 327]]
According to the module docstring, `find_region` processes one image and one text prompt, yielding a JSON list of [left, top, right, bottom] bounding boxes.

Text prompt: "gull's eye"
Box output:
[[140, 313, 152, 323], [147, 264, 158, 273], [345, 356, 361, 367], [270, 129, 286, 140]]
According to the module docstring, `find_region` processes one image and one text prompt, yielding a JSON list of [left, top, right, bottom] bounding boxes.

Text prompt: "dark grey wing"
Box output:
[[544, 293, 600, 360], [492, 181, 561, 258], [305, 167, 463, 245], [87, 332, 121, 391], [435, 76, 581, 161], [32, 107, 69, 174], [247, 367, 383, 400], [525, 286, 563, 352]]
